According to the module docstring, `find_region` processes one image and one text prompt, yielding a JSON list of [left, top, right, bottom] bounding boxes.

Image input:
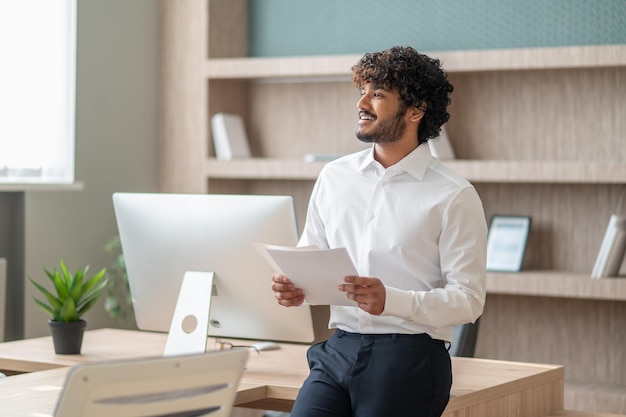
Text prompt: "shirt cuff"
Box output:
[[381, 286, 415, 318]]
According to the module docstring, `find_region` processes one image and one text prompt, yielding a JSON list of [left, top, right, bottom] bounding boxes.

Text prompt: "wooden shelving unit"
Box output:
[[159, 1, 626, 413]]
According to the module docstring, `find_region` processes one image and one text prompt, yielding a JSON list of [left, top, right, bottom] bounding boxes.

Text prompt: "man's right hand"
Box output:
[[272, 273, 305, 307]]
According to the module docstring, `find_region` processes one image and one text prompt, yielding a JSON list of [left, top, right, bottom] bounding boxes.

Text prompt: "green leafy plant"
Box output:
[[104, 236, 134, 321], [29, 260, 109, 323]]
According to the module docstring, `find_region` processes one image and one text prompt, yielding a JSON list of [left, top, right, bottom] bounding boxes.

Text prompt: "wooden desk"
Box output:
[[0, 328, 564, 417]]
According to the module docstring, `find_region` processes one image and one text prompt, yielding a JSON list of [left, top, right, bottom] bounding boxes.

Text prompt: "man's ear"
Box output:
[[409, 106, 425, 122]]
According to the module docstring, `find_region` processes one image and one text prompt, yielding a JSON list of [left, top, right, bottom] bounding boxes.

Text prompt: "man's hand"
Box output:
[[272, 274, 305, 307], [339, 276, 386, 315]]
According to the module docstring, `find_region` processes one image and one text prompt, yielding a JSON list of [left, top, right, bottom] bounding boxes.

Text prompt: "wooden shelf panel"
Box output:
[[450, 161, 626, 184], [206, 158, 626, 184], [207, 55, 358, 80], [486, 271, 626, 301], [206, 158, 326, 180], [206, 45, 626, 80]]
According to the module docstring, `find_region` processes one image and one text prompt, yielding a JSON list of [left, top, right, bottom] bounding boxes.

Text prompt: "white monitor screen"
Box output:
[[112, 193, 314, 343]]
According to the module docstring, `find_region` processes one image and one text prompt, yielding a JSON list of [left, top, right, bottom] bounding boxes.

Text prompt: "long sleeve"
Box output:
[[381, 187, 487, 329]]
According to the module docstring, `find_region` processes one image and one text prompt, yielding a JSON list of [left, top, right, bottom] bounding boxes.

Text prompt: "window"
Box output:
[[0, 0, 77, 184]]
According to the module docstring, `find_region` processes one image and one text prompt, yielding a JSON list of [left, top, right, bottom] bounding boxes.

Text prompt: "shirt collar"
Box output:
[[398, 144, 432, 180], [357, 146, 378, 173], [357, 144, 432, 180]]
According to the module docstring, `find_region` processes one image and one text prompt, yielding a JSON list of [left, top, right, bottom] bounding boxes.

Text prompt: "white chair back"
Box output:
[[54, 348, 249, 417]]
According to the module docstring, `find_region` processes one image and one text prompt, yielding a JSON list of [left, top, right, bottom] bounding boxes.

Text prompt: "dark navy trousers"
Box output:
[[290, 330, 452, 417]]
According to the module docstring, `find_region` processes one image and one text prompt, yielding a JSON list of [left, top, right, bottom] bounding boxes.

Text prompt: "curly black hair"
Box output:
[[351, 46, 453, 144]]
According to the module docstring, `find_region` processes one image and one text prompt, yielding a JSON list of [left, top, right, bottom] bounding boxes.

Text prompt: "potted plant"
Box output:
[[29, 260, 108, 354]]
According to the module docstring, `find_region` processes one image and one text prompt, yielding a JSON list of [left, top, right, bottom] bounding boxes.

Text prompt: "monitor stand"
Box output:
[[163, 271, 214, 357]]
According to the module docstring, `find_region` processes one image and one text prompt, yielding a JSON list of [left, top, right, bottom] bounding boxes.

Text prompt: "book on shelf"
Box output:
[[591, 214, 626, 278], [210, 113, 251, 160], [428, 125, 455, 160]]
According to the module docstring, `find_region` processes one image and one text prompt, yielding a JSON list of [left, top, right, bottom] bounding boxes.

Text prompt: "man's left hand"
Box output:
[[339, 276, 386, 315]]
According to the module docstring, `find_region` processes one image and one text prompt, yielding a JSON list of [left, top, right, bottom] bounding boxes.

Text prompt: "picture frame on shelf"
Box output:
[[486, 215, 531, 272]]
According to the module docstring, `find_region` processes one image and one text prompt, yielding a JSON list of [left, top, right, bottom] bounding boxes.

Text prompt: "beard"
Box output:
[[356, 108, 407, 144]]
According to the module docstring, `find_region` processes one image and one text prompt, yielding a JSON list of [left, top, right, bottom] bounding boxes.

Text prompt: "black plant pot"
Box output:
[[48, 319, 87, 354]]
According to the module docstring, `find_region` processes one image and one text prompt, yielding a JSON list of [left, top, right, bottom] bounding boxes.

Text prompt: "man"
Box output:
[[272, 46, 487, 417]]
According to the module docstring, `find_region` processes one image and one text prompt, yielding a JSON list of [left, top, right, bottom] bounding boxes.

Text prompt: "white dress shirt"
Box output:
[[299, 143, 487, 342]]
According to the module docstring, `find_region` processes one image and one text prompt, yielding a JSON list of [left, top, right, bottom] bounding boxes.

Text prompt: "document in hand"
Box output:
[[256, 244, 358, 306]]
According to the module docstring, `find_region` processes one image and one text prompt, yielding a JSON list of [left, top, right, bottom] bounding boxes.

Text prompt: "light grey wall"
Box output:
[[23, 0, 159, 338]]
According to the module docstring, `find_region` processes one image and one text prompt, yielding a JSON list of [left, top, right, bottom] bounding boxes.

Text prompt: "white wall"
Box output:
[[23, 0, 159, 338]]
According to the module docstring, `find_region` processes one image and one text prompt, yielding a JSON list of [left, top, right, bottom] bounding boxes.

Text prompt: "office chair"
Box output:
[[449, 318, 481, 357]]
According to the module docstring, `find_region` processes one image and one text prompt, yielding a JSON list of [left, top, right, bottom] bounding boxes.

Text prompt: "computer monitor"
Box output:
[[112, 192, 315, 345]]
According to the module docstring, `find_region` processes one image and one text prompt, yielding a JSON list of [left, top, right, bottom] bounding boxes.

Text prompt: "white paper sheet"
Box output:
[[255, 244, 358, 306]]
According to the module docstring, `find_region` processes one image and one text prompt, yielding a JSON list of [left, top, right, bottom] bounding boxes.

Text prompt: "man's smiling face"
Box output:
[[356, 83, 409, 144]]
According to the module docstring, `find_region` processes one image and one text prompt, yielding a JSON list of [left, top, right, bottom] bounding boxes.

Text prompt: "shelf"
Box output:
[[207, 54, 358, 81], [206, 158, 626, 184], [206, 45, 626, 80], [206, 158, 326, 180], [486, 271, 626, 301], [446, 161, 626, 184]]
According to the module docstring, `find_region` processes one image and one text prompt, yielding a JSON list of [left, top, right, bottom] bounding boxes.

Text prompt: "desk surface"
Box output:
[[0, 328, 564, 417]]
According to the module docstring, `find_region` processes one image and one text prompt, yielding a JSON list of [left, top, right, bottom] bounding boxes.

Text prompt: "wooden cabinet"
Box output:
[[159, 1, 626, 413]]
